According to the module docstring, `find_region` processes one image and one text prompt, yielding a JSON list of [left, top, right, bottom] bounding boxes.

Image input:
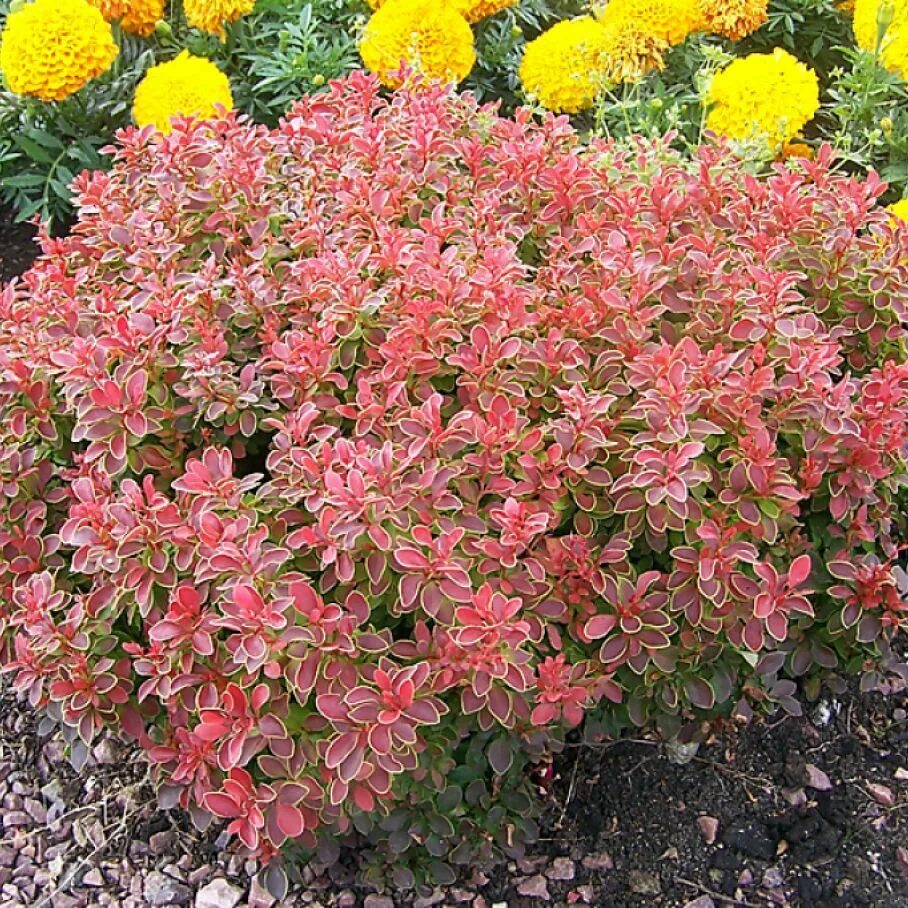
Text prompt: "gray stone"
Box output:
[[2, 812, 31, 829], [24, 798, 47, 824], [545, 857, 575, 881], [143, 871, 191, 906], [581, 851, 614, 872], [515, 875, 550, 899], [195, 878, 243, 908], [82, 868, 105, 886], [248, 877, 277, 908], [92, 739, 120, 766], [762, 867, 785, 889], [363, 898, 395, 908]]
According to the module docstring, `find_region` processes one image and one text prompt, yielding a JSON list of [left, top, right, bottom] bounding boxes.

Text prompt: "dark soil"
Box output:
[[1, 212, 907, 908], [0, 204, 39, 284], [516, 676, 908, 908]]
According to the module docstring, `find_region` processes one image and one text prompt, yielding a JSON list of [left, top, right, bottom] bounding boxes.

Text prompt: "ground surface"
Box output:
[[1, 209, 907, 908], [1, 676, 906, 908], [0, 205, 38, 283]]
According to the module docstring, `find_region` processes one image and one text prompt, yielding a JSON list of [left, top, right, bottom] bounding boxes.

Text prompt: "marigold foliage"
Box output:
[[519, 18, 611, 112], [0, 0, 118, 102], [359, 0, 475, 89], [1, 73, 906, 869], [87, 0, 165, 36], [598, 0, 705, 47], [699, 0, 769, 40], [184, 0, 256, 37], [854, 0, 908, 77], [132, 51, 233, 133], [706, 49, 820, 151]]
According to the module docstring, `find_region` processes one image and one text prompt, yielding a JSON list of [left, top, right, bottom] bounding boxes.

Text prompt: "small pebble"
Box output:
[[581, 851, 614, 872], [762, 867, 785, 889], [516, 874, 550, 899], [683, 897, 716, 908], [363, 897, 395, 908], [195, 877, 244, 908], [545, 857, 575, 881]]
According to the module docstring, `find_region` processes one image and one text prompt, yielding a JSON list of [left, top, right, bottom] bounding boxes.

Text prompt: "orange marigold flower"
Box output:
[[184, 0, 256, 37], [700, 0, 769, 40], [88, 0, 165, 36]]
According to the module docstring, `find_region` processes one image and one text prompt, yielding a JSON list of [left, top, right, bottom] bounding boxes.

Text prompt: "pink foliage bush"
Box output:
[[1, 72, 907, 879]]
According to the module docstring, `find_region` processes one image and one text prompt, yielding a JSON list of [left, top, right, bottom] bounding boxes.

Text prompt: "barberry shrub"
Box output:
[[1, 72, 907, 887]]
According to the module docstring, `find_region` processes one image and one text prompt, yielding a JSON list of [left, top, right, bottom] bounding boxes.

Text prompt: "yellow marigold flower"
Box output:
[[133, 50, 233, 134], [359, 0, 475, 90], [184, 0, 255, 37], [599, 14, 668, 83], [854, 0, 908, 77], [888, 198, 908, 222], [597, 0, 705, 47], [705, 49, 820, 151], [700, 0, 769, 40], [0, 0, 118, 102], [519, 18, 611, 113], [87, 0, 165, 36]]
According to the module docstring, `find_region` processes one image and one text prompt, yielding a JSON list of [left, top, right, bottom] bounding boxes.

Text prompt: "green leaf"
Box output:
[[12, 135, 55, 165], [2, 173, 45, 189]]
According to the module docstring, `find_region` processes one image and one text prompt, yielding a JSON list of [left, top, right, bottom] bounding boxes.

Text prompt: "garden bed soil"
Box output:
[[0, 205, 38, 284], [1, 211, 907, 908]]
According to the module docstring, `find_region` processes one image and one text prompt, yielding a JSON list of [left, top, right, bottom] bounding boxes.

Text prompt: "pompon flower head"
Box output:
[[599, 13, 668, 83], [0, 0, 118, 102], [705, 49, 820, 152], [359, 0, 475, 89], [88, 0, 165, 36], [184, 0, 255, 37], [780, 137, 815, 161], [132, 51, 233, 134], [854, 0, 908, 77], [889, 198, 908, 222], [699, 0, 769, 40], [597, 0, 705, 47], [455, 0, 519, 23], [519, 18, 611, 112], [363, 0, 517, 19]]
